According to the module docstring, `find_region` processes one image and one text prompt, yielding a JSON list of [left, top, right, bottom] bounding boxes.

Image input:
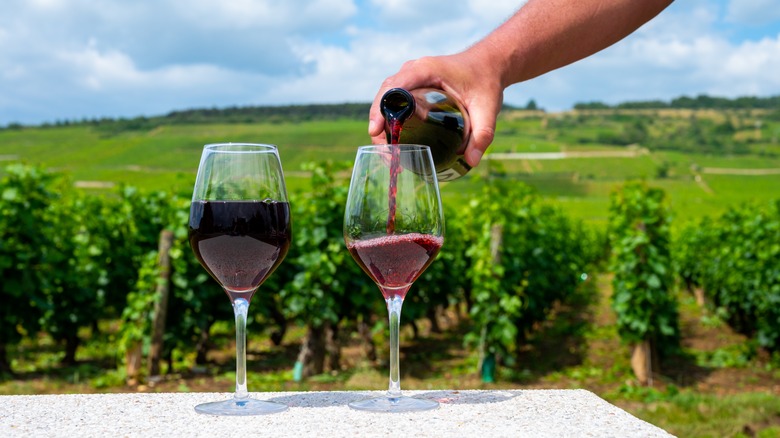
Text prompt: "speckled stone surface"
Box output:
[[0, 389, 674, 437]]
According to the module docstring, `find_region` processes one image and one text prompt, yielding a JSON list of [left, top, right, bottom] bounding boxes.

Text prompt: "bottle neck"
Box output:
[[380, 88, 416, 125]]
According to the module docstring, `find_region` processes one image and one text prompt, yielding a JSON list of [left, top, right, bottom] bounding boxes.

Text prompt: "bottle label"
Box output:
[[437, 167, 463, 181], [437, 156, 471, 182], [436, 156, 471, 181]]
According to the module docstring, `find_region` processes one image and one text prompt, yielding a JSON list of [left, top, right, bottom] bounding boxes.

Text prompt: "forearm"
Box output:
[[468, 0, 674, 88]]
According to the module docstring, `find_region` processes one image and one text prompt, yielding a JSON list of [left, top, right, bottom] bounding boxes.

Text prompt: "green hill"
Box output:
[[1, 100, 779, 226]]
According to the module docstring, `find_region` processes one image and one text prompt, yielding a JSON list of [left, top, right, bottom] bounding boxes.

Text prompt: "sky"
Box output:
[[1, 0, 779, 126]]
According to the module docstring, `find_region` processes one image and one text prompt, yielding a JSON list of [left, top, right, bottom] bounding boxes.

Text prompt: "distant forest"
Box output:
[[573, 94, 780, 110], [4, 94, 780, 131], [4, 103, 372, 132]]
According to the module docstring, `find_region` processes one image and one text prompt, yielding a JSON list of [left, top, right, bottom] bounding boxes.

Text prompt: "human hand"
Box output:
[[368, 52, 504, 168]]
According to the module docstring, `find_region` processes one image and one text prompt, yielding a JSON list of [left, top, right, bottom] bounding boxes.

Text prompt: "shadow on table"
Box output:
[[416, 390, 519, 406], [266, 390, 519, 408], [267, 392, 364, 408]]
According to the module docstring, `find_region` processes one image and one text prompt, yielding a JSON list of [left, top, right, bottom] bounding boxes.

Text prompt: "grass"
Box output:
[[626, 392, 780, 438]]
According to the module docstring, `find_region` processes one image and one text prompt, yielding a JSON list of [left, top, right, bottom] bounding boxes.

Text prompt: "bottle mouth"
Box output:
[[380, 88, 416, 123]]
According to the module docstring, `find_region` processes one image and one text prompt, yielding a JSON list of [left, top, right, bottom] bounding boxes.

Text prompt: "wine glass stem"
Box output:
[[233, 297, 250, 400], [386, 295, 403, 398]]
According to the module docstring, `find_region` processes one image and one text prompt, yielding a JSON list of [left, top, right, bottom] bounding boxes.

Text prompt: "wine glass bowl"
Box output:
[[188, 143, 291, 416], [344, 144, 444, 412]]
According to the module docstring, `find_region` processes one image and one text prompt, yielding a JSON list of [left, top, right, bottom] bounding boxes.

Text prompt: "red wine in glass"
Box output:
[[189, 200, 291, 301], [346, 233, 442, 300]]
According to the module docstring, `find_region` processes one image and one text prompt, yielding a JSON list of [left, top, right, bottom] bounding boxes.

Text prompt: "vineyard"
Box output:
[[2, 101, 780, 436]]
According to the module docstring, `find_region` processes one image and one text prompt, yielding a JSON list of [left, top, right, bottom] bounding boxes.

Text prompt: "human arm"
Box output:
[[368, 0, 674, 167]]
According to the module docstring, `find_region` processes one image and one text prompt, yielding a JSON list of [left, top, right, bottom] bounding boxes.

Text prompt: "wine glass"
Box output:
[[188, 143, 292, 416], [343, 144, 444, 412]]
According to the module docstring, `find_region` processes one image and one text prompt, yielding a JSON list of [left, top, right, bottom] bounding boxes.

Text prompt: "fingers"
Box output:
[[368, 81, 393, 143], [368, 87, 387, 138], [370, 131, 386, 145], [368, 118, 383, 138], [463, 92, 501, 167], [368, 58, 444, 139], [465, 127, 496, 167]]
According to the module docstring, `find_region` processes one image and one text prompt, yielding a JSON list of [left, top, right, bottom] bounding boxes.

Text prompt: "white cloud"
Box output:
[[608, 30, 780, 98], [367, 0, 519, 46], [369, 0, 461, 22], [57, 46, 234, 92], [718, 36, 780, 93], [465, 0, 523, 24], [504, 18, 780, 111], [635, 2, 720, 41], [226, 0, 520, 105], [726, 0, 780, 26], [629, 35, 728, 71], [264, 34, 408, 104], [172, 0, 357, 31], [27, 0, 67, 10], [496, 0, 780, 110]]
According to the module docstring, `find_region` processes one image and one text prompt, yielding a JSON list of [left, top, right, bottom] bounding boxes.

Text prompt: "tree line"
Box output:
[[4, 93, 780, 131], [574, 94, 780, 110]]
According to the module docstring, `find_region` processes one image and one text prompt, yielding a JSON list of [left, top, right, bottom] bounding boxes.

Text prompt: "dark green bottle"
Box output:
[[380, 87, 471, 182]]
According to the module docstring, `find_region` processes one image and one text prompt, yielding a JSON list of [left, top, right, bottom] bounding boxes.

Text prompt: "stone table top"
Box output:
[[0, 389, 674, 437]]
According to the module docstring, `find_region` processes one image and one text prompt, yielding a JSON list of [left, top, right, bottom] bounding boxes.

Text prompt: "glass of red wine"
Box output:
[[188, 143, 292, 416], [344, 144, 444, 413]]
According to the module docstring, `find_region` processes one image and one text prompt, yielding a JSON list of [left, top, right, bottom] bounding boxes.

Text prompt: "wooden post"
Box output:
[[0, 343, 12, 375], [296, 325, 325, 379], [490, 224, 503, 264], [479, 224, 503, 383], [148, 229, 174, 377], [693, 287, 706, 307], [324, 322, 341, 372], [357, 318, 377, 363], [125, 342, 143, 386], [631, 340, 653, 386]]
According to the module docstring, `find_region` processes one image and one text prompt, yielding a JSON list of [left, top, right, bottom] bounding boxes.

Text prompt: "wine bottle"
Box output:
[[380, 87, 471, 181]]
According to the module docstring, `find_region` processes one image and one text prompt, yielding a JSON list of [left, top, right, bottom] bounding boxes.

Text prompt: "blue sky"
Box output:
[[1, 0, 779, 125]]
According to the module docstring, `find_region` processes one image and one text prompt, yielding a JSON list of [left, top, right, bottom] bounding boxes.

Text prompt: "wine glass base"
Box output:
[[194, 397, 288, 416], [348, 395, 439, 413]]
